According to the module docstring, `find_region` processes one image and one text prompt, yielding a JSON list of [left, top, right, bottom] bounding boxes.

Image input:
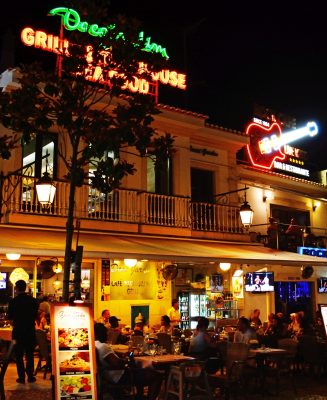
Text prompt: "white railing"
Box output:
[[0, 175, 242, 233], [191, 202, 243, 233]]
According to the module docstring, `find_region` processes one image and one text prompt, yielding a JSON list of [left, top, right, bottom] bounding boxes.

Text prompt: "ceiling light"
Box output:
[[233, 268, 243, 277], [219, 262, 231, 272], [52, 262, 63, 273], [124, 259, 138, 268], [6, 253, 21, 261]]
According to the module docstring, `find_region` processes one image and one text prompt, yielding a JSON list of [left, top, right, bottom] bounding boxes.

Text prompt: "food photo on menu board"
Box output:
[[60, 374, 93, 399], [58, 327, 89, 350], [59, 351, 91, 375]]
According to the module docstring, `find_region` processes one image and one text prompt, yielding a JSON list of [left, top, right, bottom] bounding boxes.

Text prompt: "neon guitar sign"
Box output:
[[246, 121, 318, 170]]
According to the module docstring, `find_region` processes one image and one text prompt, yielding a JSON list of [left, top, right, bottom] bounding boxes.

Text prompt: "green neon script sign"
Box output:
[[49, 7, 169, 59]]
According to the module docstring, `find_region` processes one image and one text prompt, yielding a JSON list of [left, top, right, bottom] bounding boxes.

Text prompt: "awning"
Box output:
[[0, 225, 326, 266]]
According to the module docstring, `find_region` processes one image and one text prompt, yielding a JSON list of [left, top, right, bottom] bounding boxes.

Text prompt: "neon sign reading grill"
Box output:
[[49, 7, 169, 59]]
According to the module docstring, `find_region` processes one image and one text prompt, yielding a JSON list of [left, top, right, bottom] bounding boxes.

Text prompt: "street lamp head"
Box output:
[[240, 200, 253, 228], [36, 172, 56, 206]]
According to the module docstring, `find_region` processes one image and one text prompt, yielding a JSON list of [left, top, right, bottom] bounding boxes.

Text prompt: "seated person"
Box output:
[[35, 310, 49, 331], [97, 309, 111, 327], [133, 314, 150, 336], [107, 316, 128, 344], [188, 316, 217, 358], [249, 309, 262, 331], [157, 315, 173, 335], [234, 317, 257, 344], [95, 323, 162, 400]]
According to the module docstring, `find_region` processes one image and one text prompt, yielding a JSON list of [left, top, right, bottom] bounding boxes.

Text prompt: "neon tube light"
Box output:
[[49, 7, 169, 59], [246, 121, 318, 170]]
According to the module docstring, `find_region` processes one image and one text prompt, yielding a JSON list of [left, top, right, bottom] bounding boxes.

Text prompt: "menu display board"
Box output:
[[51, 304, 97, 400]]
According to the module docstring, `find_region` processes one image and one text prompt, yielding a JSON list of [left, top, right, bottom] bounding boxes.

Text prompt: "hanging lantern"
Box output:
[[9, 267, 29, 285], [52, 276, 62, 290], [240, 191, 253, 228], [36, 172, 56, 206]]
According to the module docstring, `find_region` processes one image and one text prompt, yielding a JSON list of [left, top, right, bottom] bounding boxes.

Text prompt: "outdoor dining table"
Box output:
[[134, 354, 194, 369], [248, 347, 288, 396]]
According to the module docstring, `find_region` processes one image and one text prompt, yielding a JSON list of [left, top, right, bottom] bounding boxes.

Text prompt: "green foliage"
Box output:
[[0, 2, 174, 194]]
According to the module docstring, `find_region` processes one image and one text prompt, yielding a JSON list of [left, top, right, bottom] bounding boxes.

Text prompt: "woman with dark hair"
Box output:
[[158, 315, 172, 334]]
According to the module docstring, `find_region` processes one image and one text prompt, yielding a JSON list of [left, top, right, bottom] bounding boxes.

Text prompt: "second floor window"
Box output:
[[147, 155, 172, 195], [22, 132, 57, 178]]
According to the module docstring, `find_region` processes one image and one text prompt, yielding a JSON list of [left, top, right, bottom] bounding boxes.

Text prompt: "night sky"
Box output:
[[1, 1, 327, 169]]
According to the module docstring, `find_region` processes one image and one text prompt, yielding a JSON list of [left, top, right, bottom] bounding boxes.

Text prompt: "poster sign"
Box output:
[[110, 262, 157, 300], [51, 304, 97, 400]]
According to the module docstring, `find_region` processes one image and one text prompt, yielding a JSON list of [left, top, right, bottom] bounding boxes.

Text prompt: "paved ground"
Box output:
[[4, 361, 327, 399]]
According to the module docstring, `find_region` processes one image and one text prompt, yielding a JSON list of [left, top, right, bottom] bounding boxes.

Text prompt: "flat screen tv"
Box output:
[[317, 277, 327, 293], [0, 272, 7, 289], [245, 271, 274, 292]]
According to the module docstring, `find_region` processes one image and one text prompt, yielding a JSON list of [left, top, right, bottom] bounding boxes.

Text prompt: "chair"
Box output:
[[96, 348, 136, 400], [157, 333, 172, 353], [34, 329, 51, 379], [208, 342, 249, 400], [164, 360, 214, 400], [297, 335, 326, 377], [0, 340, 16, 400]]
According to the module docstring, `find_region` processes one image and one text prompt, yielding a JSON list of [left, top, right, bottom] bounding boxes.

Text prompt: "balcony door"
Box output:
[[191, 168, 214, 230]]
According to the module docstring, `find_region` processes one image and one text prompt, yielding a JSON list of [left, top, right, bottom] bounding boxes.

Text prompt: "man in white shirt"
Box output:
[[167, 299, 180, 328], [234, 317, 257, 344], [95, 323, 162, 400]]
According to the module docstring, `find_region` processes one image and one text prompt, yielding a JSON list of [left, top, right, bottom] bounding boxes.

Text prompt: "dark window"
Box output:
[[147, 156, 172, 195]]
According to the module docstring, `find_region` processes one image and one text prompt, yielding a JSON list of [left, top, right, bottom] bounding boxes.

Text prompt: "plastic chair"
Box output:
[[0, 340, 16, 400], [34, 329, 51, 379], [164, 360, 214, 400]]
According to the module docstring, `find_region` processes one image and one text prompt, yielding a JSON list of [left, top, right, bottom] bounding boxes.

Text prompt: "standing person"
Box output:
[[8, 279, 38, 384], [249, 309, 262, 331], [167, 299, 180, 329]]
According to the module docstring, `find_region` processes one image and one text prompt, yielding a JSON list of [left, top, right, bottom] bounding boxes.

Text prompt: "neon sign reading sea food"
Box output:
[[21, 27, 186, 95], [49, 7, 169, 60], [246, 120, 318, 170]]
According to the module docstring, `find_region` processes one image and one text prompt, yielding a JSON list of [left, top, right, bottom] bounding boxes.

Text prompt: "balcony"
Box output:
[[0, 175, 244, 238]]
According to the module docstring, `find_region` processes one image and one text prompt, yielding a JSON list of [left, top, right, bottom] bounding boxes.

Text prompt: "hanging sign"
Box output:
[[51, 304, 97, 400]]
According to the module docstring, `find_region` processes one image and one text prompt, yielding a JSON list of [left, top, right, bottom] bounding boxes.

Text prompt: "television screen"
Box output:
[[0, 273, 7, 289], [317, 277, 327, 293], [245, 272, 274, 292]]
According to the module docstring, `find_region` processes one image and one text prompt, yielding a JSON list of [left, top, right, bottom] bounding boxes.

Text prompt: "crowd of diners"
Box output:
[[92, 302, 327, 399]]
